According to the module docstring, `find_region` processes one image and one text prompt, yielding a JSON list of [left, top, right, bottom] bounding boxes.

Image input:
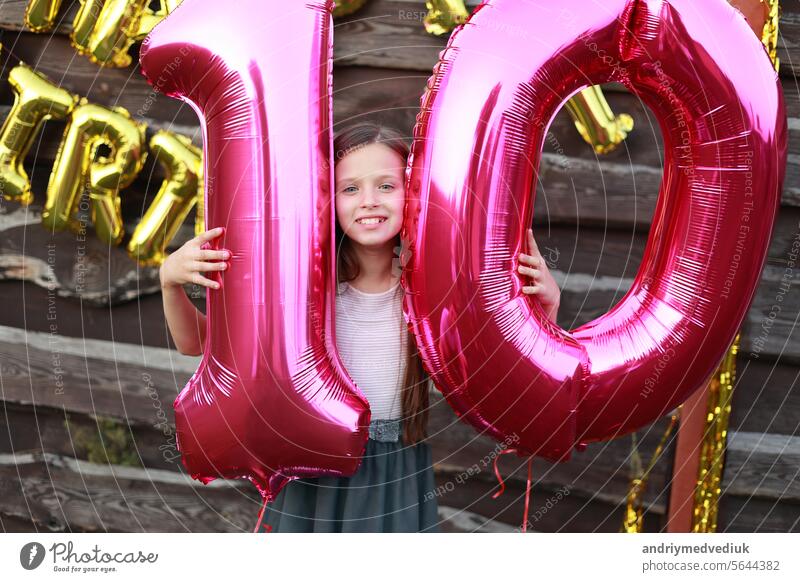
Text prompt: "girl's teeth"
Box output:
[[358, 218, 386, 224]]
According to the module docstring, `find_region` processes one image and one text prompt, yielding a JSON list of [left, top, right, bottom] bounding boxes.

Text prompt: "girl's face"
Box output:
[[335, 142, 406, 247]]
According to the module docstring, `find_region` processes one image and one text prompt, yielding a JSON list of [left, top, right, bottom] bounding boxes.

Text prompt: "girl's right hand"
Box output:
[[159, 226, 231, 290]]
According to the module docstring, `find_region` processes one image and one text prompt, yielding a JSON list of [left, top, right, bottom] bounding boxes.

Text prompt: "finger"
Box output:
[[199, 248, 231, 261], [518, 253, 540, 267], [522, 285, 538, 295], [517, 265, 539, 278], [195, 226, 224, 244], [192, 272, 220, 289], [194, 260, 228, 272], [527, 228, 541, 255]]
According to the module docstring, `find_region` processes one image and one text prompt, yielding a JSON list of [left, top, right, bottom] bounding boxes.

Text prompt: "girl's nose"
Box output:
[[361, 187, 379, 206]]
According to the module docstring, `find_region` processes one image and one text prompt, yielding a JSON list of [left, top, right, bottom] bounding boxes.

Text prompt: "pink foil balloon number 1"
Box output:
[[140, 0, 370, 502]]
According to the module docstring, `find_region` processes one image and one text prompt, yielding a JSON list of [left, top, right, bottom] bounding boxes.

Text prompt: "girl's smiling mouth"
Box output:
[[356, 216, 388, 226]]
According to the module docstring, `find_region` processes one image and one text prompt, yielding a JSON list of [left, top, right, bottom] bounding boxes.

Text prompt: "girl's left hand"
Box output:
[[517, 228, 560, 323]]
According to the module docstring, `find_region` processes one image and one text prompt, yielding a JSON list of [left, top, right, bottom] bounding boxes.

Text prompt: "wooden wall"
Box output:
[[0, 0, 798, 532]]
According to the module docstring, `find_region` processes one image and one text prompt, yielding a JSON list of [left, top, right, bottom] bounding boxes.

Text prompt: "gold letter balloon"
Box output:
[[127, 131, 203, 266], [26, 0, 183, 67], [23, 0, 63, 32], [42, 101, 147, 246], [565, 86, 635, 155], [0, 64, 77, 206]]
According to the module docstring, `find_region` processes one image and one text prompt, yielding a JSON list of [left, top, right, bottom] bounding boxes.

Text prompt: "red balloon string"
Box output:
[[0, 42, 23, 65], [491, 448, 535, 532], [253, 496, 272, 533], [522, 457, 534, 533], [491, 447, 519, 499]]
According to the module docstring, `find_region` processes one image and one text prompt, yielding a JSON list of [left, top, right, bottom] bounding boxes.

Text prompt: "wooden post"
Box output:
[[666, 384, 709, 531]]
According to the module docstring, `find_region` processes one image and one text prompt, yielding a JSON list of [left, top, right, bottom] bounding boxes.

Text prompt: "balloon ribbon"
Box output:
[[492, 448, 534, 532], [253, 496, 272, 533]]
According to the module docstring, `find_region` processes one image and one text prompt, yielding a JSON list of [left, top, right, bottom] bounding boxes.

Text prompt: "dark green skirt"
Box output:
[[261, 436, 441, 533]]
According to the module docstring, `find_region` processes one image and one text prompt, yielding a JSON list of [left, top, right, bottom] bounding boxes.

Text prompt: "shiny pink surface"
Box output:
[[140, 0, 370, 501], [402, 0, 786, 461]]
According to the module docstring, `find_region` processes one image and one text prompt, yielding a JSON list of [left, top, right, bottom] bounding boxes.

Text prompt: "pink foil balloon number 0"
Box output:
[[141, 0, 786, 500], [403, 0, 786, 461]]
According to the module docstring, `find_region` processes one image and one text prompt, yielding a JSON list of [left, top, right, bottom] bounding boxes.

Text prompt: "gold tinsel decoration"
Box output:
[[762, 0, 781, 72], [691, 333, 741, 532], [621, 415, 678, 533], [333, 0, 369, 19], [423, 0, 469, 36]]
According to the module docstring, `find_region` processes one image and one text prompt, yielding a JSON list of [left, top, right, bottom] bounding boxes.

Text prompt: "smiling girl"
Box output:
[[158, 122, 560, 532]]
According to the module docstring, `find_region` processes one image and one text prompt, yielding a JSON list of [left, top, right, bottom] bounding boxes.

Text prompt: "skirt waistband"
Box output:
[[368, 418, 401, 442]]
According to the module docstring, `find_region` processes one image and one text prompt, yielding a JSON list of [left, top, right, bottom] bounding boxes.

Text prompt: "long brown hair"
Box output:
[[333, 122, 430, 446]]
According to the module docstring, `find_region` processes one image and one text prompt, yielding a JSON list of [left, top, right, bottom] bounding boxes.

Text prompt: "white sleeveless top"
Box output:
[[335, 280, 407, 420]]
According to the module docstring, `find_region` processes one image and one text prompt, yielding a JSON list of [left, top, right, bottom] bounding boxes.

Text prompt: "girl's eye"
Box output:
[[342, 186, 357, 194], [379, 183, 395, 191]]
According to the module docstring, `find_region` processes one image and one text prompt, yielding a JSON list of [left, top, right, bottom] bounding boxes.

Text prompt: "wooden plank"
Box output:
[[552, 259, 800, 365], [0, 446, 511, 533], [0, 451, 258, 532], [719, 494, 800, 532], [729, 358, 800, 436], [778, 5, 800, 78], [723, 432, 800, 500], [0, 451, 241, 489], [0, 402, 184, 471], [3, 0, 797, 77], [0, 166, 201, 310], [436, 505, 517, 533], [432, 468, 666, 532], [0, 202, 163, 306], [0, 324, 198, 425], [0, 512, 38, 532], [1, 443, 791, 533], [0, 270, 201, 349], [657, 426, 800, 531], [0, 320, 197, 372], [433, 430, 800, 531], [537, 72, 800, 222], [333, 65, 427, 133]]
